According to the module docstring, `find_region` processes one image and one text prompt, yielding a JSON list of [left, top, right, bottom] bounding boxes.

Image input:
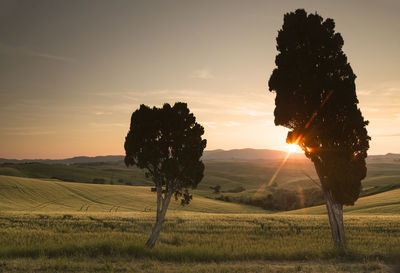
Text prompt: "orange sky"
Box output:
[[0, 0, 399, 159]]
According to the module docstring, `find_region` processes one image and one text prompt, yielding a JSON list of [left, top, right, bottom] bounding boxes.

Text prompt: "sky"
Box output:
[[0, 0, 399, 159]]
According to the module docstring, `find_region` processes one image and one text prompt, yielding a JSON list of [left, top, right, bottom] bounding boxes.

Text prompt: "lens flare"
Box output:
[[253, 91, 334, 199], [287, 143, 301, 153]]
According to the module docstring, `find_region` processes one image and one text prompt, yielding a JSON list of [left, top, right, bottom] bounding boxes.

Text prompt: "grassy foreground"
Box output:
[[0, 175, 399, 272], [0, 258, 393, 272], [0, 212, 398, 262]]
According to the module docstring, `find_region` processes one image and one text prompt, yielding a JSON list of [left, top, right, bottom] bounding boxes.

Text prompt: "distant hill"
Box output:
[[367, 153, 400, 163], [0, 155, 124, 165], [1, 149, 398, 165], [0, 148, 306, 164], [202, 148, 306, 161], [1, 149, 399, 214]]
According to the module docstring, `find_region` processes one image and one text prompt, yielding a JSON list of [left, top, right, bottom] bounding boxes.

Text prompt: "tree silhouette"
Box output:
[[124, 102, 207, 248], [268, 9, 370, 247]]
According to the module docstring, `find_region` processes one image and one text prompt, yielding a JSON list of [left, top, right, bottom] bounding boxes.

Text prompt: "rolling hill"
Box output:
[[0, 175, 263, 214], [1, 149, 399, 213], [0, 148, 305, 164], [286, 188, 400, 215], [1, 149, 398, 164], [0, 174, 398, 216]]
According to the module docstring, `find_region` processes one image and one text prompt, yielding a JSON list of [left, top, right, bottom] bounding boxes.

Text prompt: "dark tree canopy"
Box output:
[[268, 9, 370, 205], [124, 102, 207, 205]]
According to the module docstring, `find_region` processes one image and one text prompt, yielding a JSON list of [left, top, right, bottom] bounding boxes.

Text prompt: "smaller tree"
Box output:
[[124, 102, 207, 248]]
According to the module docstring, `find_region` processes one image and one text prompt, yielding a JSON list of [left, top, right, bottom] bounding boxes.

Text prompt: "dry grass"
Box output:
[[0, 175, 263, 214]]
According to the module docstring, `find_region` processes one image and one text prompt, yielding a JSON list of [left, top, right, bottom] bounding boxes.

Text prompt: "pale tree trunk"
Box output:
[[314, 160, 346, 248], [323, 188, 346, 248], [145, 188, 173, 248]]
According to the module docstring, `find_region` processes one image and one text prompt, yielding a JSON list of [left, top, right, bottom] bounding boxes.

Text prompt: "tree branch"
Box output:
[[302, 171, 322, 189]]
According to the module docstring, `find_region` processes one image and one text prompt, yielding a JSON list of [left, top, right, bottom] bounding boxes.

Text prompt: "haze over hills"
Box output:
[[0, 148, 313, 164], [1, 148, 398, 164], [0, 147, 399, 213], [202, 148, 306, 161], [0, 155, 125, 165]]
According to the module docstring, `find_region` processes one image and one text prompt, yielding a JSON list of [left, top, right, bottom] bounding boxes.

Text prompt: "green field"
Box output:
[[0, 162, 149, 186], [0, 212, 398, 272], [286, 188, 400, 215], [1, 155, 399, 208], [0, 175, 262, 214], [0, 175, 399, 272], [0, 155, 399, 272]]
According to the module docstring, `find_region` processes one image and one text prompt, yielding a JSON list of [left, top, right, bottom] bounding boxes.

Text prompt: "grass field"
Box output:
[[0, 175, 262, 214], [1, 155, 399, 205], [286, 188, 400, 215], [0, 259, 394, 273], [0, 212, 398, 272], [0, 162, 149, 186], [0, 174, 399, 272]]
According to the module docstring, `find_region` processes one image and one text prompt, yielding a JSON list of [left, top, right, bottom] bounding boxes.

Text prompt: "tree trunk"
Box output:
[[145, 219, 163, 248], [324, 189, 346, 248], [313, 160, 346, 248], [145, 190, 173, 248]]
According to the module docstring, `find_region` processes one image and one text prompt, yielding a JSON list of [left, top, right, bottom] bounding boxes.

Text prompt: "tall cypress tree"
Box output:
[[268, 9, 370, 247]]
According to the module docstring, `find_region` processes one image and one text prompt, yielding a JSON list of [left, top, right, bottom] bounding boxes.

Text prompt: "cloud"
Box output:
[[0, 42, 77, 63], [374, 133, 400, 137], [357, 90, 373, 96], [93, 89, 275, 120], [25, 49, 76, 63], [363, 108, 380, 113], [224, 121, 239, 127], [357, 83, 400, 98], [94, 111, 112, 115], [91, 123, 126, 127], [0, 127, 55, 136], [201, 121, 217, 128], [191, 69, 214, 79]]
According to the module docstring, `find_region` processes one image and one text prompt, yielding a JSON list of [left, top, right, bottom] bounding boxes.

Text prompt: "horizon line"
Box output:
[[0, 147, 395, 161]]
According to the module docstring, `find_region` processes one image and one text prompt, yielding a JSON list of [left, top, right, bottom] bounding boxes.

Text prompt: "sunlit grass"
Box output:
[[0, 212, 398, 263], [0, 174, 399, 272], [285, 188, 400, 215], [0, 175, 263, 214]]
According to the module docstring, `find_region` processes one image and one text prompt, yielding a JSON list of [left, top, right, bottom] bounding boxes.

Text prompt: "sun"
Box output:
[[286, 143, 302, 153]]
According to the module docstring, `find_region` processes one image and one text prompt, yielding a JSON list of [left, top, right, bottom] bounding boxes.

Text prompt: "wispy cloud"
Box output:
[[200, 121, 217, 128], [358, 89, 373, 96], [0, 42, 77, 63], [224, 121, 239, 127], [0, 127, 55, 136], [25, 49, 76, 63], [191, 69, 214, 79], [94, 89, 275, 119], [358, 83, 400, 97], [374, 133, 400, 137], [364, 108, 380, 113], [91, 122, 126, 127], [94, 111, 112, 115]]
